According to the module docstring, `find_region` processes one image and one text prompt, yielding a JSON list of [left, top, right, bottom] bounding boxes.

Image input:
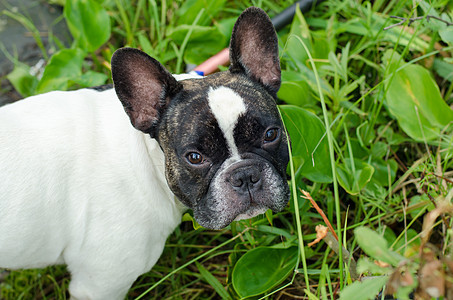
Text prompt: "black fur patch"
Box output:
[[88, 84, 113, 91]]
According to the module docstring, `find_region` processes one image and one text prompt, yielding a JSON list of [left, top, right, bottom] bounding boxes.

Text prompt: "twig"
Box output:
[[420, 200, 453, 246], [300, 189, 338, 241], [309, 225, 359, 280], [302, 190, 362, 279], [384, 15, 453, 30]]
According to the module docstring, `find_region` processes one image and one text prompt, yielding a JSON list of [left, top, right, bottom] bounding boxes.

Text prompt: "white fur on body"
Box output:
[[0, 87, 186, 299]]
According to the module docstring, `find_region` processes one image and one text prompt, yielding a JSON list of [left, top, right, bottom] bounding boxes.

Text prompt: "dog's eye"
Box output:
[[186, 152, 203, 165], [264, 128, 280, 143]]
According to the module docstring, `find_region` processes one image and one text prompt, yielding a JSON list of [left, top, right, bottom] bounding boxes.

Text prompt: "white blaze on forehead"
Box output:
[[208, 86, 246, 158]]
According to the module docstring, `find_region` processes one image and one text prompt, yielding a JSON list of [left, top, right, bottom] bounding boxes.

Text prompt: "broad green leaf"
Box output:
[[307, 14, 428, 52], [418, 2, 444, 32], [182, 213, 203, 230], [392, 228, 421, 258], [279, 64, 331, 99], [216, 18, 236, 39], [312, 31, 332, 61], [336, 158, 374, 195], [356, 257, 391, 275], [168, 25, 227, 65], [278, 71, 314, 107], [168, 25, 221, 43], [7, 62, 38, 97], [70, 71, 108, 88], [184, 41, 226, 65], [370, 142, 388, 159], [48, 0, 65, 5], [256, 225, 293, 240], [384, 50, 453, 141], [377, 125, 407, 145], [280, 105, 332, 183], [370, 158, 397, 187], [342, 17, 429, 52], [356, 121, 376, 147], [278, 80, 312, 107], [285, 6, 312, 68], [433, 58, 453, 82], [64, 0, 111, 52], [346, 139, 369, 160], [408, 195, 435, 219], [137, 32, 155, 58], [439, 12, 453, 44], [354, 227, 404, 266], [439, 27, 453, 44], [232, 246, 298, 298], [339, 276, 388, 300], [36, 49, 85, 94], [177, 0, 226, 26], [196, 262, 231, 300], [383, 227, 397, 246]]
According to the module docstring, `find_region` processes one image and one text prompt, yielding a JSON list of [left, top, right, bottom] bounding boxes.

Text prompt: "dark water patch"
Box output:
[[0, 0, 70, 106]]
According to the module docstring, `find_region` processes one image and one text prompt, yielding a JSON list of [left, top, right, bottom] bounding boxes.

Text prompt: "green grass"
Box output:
[[1, 0, 453, 299]]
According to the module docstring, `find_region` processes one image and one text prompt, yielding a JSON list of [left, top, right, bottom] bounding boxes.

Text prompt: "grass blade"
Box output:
[[195, 261, 231, 300]]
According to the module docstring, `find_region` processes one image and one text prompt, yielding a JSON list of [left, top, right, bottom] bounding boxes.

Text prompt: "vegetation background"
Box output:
[[1, 0, 452, 299]]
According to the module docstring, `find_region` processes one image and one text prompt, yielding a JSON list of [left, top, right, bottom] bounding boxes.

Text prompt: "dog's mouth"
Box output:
[[233, 203, 268, 222], [194, 156, 290, 230]]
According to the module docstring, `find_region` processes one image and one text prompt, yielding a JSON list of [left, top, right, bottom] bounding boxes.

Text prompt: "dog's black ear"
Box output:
[[229, 7, 281, 95], [111, 48, 182, 136]]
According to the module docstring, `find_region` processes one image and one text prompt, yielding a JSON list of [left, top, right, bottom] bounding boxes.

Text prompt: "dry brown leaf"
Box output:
[[308, 225, 328, 247], [416, 247, 445, 299], [386, 265, 414, 296]]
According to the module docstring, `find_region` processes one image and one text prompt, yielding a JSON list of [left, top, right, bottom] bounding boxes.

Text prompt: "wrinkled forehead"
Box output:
[[182, 71, 278, 109], [163, 73, 281, 151], [206, 86, 246, 158], [182, 72, 279, 117]]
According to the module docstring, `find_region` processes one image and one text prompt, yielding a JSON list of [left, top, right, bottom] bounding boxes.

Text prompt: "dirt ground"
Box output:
[[0, 0, 69, 106]]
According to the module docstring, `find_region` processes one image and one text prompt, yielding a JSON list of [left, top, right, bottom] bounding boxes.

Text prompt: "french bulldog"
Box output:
[[0, 7, 289, 300]]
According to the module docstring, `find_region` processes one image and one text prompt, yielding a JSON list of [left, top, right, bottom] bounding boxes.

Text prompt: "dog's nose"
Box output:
[[229, 166, 262, 193]]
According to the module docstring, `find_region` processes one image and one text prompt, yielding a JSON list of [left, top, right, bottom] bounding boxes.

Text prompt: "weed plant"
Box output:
[[1, 0, 453, 299]]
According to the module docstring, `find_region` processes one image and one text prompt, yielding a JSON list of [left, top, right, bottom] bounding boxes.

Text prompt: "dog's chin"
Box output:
[[194, 204, 269, 230], [233, 204, 268, 222]]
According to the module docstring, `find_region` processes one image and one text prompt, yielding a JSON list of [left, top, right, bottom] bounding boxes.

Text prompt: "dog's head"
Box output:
[[111, 7, 290, 229]]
